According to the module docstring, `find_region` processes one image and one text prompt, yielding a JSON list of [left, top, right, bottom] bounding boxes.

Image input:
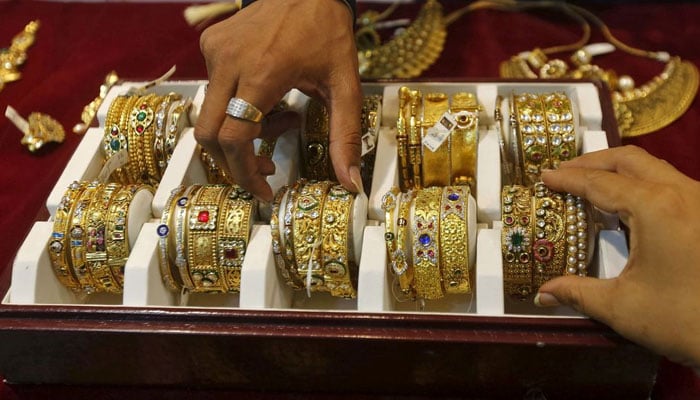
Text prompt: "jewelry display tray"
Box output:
[[0, 80, 657, 398]]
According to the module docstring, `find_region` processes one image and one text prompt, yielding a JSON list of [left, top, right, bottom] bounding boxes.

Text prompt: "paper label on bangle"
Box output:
[[360, 131, 376, 156], [97, 149, 128, 183], [423, 112, 456, 152]]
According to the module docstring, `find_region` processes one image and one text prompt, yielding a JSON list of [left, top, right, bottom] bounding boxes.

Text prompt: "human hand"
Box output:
[[195, 0, 363, 202], [536, 145, 700, 368]]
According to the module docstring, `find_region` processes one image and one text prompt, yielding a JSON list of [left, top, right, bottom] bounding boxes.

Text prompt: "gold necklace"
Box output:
[[498, 2, 699, 138]]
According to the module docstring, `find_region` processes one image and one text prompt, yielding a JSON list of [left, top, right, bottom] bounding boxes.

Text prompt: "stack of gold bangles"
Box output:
[[501, 182, 591, 301], [271, 179, 359, 298], [103, 92, 192, 186], [47, 180, 154, 294], [510, 92, 577, 186], [382, 185, 472, 301], [396, 86, 479, 193], [157, 184, 257, 293]]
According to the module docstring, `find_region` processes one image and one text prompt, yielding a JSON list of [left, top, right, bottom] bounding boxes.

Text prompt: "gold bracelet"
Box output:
[[320, 184, 356, 298], [293, 180, 333, 290], [542, 92, 576, 168], [85, 182, 122, 293], [103, 95, 132, 184], [186, 184, 227, 292], [106, 183, 153, 288], [152, 95, 172, 180], [128, 94, 158, 184], [531, 182, 567, 290], [360, 94, 382, 195], [396, 87, 413, 191], [282, 179, 305, 288], [48, 181, 87, 291], [501, 185, 534, 301], [163, 97, 192, 171], [382, 186, 400, 277], [449, 92, 479, 192], [69, 182, 101, 294], [514, 93, 550, 186], [394, 189, 416, 297], [303, 99, 334, 181], [439, 186, 471, 294], [173, 185, 201, 291], [217, 185, 255, 292], [412, 186, 444, 300], [271, 185, 298, 287], [408, 89, 423, 189], [420, 92, 450, 187], [564, 193, 590, 277], [157, 185, 186, 291]]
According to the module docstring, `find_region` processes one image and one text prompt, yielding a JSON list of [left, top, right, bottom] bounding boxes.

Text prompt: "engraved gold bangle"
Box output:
[[394, 189, 416, 297], [514, 93, 550, 186], [282, 179, 305, 288], [412, 186, 444, 300], [450, 92, 479, 192], [439, 186, 471, 294], [157, 185, 186, 291], [293, 180, 333, 290], [303, 100, 334, 181], [48, 181, 87, 291], [217, 185, 255, 293], [382, 186, 400, 278], [186, 184, 227, 292], [501, 184, 534, 301], [69, 182, 101, 293], [152, 95, 172, 180], [103, 95, 134, 184], [421, 92, 450, 187], [271, 185, 298, 287], [542, 92, 576, 168], [128, 94, 158, 184], [531, 182, 567, 290], [408, 89, 423, 189], [85, 182, 122, 293], [173, 185, 200, 291], [320, 184, 357, 298], [396, 87, 413, 191]]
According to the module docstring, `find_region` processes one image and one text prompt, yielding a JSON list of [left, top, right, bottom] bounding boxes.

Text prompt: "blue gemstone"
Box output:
[[157, 224, 169, 237], [448, 193, 460, 201], [419, 233, 431, 246], [177, 197, 188, 207]]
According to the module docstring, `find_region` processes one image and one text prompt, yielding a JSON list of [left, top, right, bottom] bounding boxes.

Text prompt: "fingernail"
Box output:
[[534, 292, 561, 307], [349, 166, 364, 194]]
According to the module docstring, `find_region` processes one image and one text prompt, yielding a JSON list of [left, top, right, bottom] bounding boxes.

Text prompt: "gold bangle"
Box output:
[[103, 96, 131, 184], [69, 182, 101, 294], [420, 92, 450, 187], [514, 93, 550, 186], [501, 185, 534, 301], [271, 185, 297, 287], [360, 94, 382, 196], [106, 183, 153, 288], [320, 184, 356, 298], [85, 182, 122, 293], [439, 186, 471, 294], [157, 185, 186, 291], [48, 181, 87, 291], [542, 92, 576, 168], [412, 186, 444, 300], [449, 92, 479, 192], [408, 89, 423, 189], [396, 87, 413, 191], [564, 193, 590, 277], [217, 185, 255, 293], [282, 179, 305, 288], [531, 182, 567, 291], [128, 94, 158, 184], [394, 189, 416, 297], [382, 186, 400, 277], [117, 95, 140, 183], [173, 185, 201, 291], [163, 97, 192, 171], [302, 99, 334, 181], [186, 184, 227, 292], [293, 180, 333, 290]]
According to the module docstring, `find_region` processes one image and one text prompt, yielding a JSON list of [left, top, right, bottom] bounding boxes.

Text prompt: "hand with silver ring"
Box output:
[[195, 0, 362, 202]]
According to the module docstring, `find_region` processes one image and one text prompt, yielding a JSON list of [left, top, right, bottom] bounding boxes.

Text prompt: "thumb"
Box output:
[[535, 275, 618, 325]]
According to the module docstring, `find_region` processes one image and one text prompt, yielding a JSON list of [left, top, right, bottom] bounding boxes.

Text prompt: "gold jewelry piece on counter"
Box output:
[[420, 92, 450, 187], [217, 185, 255, 292], [394, 190, 415, 297], [439, 186, 470, 294], [357, 0, 446, 79], [187, 184, 227, 292], [84, 182, 122, 293], [564, 193, 590, 277], [73, 71, 120, 134], [449, 92, 479, 192], [320, 184, 357, 298], [19, 110, 65, 153], [396, 87, 413, 191], [531, 182, 566, 290], [70, 183, 101, 293], [412, 186, 444, 300], [498, 2, 698, 138], [541, 92, 576, 169], [302, 99, 334, 181], [0, 20, 39, 93], [293, 180, 333, 290], [158, 186, 186, 291], [48, 181, 87, 292], [513, 93, 550, 186], [501, 185, 534, 301]]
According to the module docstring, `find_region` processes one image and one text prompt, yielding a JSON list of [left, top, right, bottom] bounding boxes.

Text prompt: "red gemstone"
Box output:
[[456, 205, 462, 210], [140, 103, 147, 110], [428, 250, 435, 257], [417, 250, 424, 257], [445, 205, 451, 210], [417, 222, 423, 229], [111, 127, 119, 136], [428, 222, 434, 229], [136, 125, 144, 133], [197, 210, 210, 223], [224, 248, 238, 259]]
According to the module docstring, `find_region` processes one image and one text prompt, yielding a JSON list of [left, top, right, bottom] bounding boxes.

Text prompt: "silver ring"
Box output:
[[225, 97, 263, 123]]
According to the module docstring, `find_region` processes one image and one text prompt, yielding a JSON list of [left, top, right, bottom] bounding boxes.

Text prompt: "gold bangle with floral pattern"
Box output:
[[47, 181, 87, 291], [320, 184, 356, 298], [542, 92, 576, 169], [303, 99, 334, 181], [531, 182, 567, 290], [217, 185, 255, 292], [282, 179, 305, 288], [85, 182, 122, 293], [293, 180, 333, 290], [439, 185, 471, 294], [501, 184, 534, 301], [69, 182, 101, 293], [514, 93, 549, 186], [412, 186, 444, 300], [186, 184, 227, 292]]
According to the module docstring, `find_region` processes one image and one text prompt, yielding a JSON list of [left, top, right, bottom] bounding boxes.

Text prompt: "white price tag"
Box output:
[[97, 149, 128, 183], [360, 131, 376, 156], [422, 112, 457, 152]]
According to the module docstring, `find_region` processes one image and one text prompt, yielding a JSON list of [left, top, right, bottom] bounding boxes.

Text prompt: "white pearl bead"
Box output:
[[618, 75, 635, 92]]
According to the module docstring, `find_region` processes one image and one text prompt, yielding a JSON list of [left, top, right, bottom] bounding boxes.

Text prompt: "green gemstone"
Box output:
[[110, 139, 121, 151], [137, 111, 147, 121], [511, 232, 524, 247]]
